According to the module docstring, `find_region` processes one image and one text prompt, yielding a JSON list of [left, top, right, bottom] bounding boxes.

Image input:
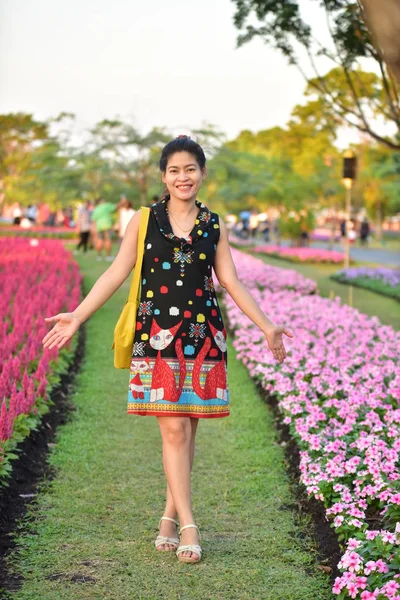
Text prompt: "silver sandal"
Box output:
[[176, 524, 202, 563], [155, 516, 180, 551]]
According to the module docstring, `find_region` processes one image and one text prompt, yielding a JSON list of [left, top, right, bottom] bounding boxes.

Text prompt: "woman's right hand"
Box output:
[[42, 313, 82, 350]]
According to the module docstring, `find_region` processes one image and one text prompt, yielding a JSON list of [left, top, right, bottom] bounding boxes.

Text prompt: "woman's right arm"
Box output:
[[42, 209, 143, 349]]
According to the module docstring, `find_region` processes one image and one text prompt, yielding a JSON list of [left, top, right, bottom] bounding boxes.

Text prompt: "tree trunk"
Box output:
[[375, 200, 383, 243], [359, 0, 400, 83]]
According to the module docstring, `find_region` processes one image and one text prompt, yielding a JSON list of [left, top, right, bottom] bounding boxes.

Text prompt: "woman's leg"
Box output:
[[160, 418, 199, 529], [157, 417, 200, 559]]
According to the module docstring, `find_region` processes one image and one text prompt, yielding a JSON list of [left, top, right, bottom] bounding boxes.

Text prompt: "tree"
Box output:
[[355, 140, 400, 239], [0, 113, 48, 206], [86, 120, 171, 205], [232, 0, 400, 150]]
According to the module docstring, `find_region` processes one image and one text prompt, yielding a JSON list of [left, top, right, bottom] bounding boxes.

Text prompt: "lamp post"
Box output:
[[342, 150, 357, 269]]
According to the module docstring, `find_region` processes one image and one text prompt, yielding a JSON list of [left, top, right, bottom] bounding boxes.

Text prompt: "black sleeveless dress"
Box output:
[[127, 197, 230, 418]]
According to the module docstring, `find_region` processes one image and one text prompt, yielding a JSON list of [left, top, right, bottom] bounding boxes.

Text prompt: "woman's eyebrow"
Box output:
[[168, 163, 197, 169]]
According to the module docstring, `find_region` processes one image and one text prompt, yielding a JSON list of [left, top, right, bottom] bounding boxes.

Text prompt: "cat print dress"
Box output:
[[127, 197, 230, 419]]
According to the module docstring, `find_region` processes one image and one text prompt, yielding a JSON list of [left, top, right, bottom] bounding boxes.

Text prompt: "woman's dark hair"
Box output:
[[159, 135, 206, 173]]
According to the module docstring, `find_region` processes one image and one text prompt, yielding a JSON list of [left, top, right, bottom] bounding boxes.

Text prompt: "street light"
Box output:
[[342, 150, 357, 268]]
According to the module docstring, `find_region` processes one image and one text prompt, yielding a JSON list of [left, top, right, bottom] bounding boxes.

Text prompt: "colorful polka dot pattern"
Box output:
[[128, 197, 230, 419]]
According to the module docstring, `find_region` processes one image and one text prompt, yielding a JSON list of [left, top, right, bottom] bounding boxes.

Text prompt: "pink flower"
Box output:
[[333, 577, 345, 594], [360, 590, 379, 599], [375, 559, 389, 574]]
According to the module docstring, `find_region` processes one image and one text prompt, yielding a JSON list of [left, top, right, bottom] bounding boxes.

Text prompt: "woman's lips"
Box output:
[[176, 185, 192, 190]]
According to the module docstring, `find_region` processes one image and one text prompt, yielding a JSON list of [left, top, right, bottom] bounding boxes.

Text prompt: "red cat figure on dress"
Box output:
[[149, 318, 186, 402], [192, 321, 228, 402], [129, 357, 150, 399]]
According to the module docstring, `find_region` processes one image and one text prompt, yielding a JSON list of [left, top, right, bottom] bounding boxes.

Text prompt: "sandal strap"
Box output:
[[176, 544, 202, 557], [159, 516, 179, 527], [179, 523, 201, 541], [155, 535, 179, 547]]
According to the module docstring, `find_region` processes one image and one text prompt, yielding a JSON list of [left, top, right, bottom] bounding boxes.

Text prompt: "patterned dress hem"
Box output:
[[127, 409, 230, 419]]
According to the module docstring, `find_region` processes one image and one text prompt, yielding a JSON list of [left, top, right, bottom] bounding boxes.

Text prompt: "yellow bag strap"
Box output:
[[128, 206, 150, 303]]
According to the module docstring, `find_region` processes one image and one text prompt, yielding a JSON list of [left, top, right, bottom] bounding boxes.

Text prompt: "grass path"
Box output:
[[247, 250, 400, 330], [2, 251, 331, 600]]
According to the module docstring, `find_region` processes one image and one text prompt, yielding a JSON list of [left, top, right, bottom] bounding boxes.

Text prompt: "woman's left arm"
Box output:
[[213, 220, 293, 363]]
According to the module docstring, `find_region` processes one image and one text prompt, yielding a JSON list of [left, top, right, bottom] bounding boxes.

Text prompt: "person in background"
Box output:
[[239, 210, 250, 239], [262, 218, 270, 242], [12, 204, 22, 225], [249, 209, 259, 239], [340, 218, 346, 238], [38, 203, 51, 226], [75, 201, 92, 253], [118, 197, 136, 245], [27, 204, 38, 224], [91, 197, 124, 261], [359, 217, 370, 247]]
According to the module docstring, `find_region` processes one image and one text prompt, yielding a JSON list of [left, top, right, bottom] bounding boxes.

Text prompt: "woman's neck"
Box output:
[[167, 195, 197, 217]]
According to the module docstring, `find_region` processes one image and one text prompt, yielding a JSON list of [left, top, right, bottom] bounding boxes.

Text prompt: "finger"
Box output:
[[274, 346, 286, 362], [42, 328, 58, 344], [283, 329, 294, 338], [48, 334, 66, 350], [42, 327, 61, 346], [57, 337, 68, 349], [44, 314, 61, 323]]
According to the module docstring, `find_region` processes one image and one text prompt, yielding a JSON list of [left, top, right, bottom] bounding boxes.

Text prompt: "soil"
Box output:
[[0, 326, 85, 595], [256, 382, 343, 582]]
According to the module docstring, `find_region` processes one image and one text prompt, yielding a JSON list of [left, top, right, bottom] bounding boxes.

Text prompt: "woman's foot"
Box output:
[[176, 524, 202, 563], [155, 516, 179, 551]]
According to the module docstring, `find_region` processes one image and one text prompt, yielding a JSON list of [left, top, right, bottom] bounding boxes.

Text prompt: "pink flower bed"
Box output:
[[226, 248, 317, 295], [221, 251, 400, 599], [0, 237, 81, 484], [253, 244, 346, 264]]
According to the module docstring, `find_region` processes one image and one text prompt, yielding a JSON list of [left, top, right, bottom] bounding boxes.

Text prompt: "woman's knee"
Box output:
[[160, 418, 192, 447]]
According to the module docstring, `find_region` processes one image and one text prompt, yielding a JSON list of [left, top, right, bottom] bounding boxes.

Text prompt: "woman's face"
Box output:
[[162, 151, 206, 202]]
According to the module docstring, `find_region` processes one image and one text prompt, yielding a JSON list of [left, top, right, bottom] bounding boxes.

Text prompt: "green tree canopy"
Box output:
[[232, 0, 400, 150]]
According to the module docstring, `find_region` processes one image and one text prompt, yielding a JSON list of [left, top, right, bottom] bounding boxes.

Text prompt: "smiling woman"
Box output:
[[42, 134, 293, 567]]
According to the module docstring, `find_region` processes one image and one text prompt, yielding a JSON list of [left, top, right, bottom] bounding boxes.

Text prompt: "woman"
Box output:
[[42, 136, 293, 564]]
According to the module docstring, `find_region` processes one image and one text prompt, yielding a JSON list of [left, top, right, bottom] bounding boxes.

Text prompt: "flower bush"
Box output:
[[221, 250, 400, 599], [0, 225, 78, 239], [335, 268, 400, 288], [332, 268, 400, 301], [253, 244, 346, 264], [226, 248, 317, 295], [0, 237, 81, 485]]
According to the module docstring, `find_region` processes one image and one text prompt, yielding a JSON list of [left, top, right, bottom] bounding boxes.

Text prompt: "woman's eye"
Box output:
[[154, 335, 160, 341]]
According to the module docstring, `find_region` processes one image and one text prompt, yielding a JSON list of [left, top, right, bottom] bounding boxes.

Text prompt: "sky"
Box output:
[[0, 0, 357, 145]]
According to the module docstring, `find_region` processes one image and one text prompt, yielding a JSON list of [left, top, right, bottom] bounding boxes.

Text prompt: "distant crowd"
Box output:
[[75, 196, 138, 261], [4, 195, 142, 261], [3, 199, 375, 255]]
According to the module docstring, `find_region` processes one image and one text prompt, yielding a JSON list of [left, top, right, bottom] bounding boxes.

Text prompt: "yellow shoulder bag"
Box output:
[[111, 206, 150, 368]]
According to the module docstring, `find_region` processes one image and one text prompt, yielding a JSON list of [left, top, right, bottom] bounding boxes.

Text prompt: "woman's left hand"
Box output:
[[264, 325, 293, 363]]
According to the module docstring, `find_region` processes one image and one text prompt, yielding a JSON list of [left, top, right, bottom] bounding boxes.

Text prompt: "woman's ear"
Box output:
[[202, 167, 207, 180], [161, 172, 166, 185]]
